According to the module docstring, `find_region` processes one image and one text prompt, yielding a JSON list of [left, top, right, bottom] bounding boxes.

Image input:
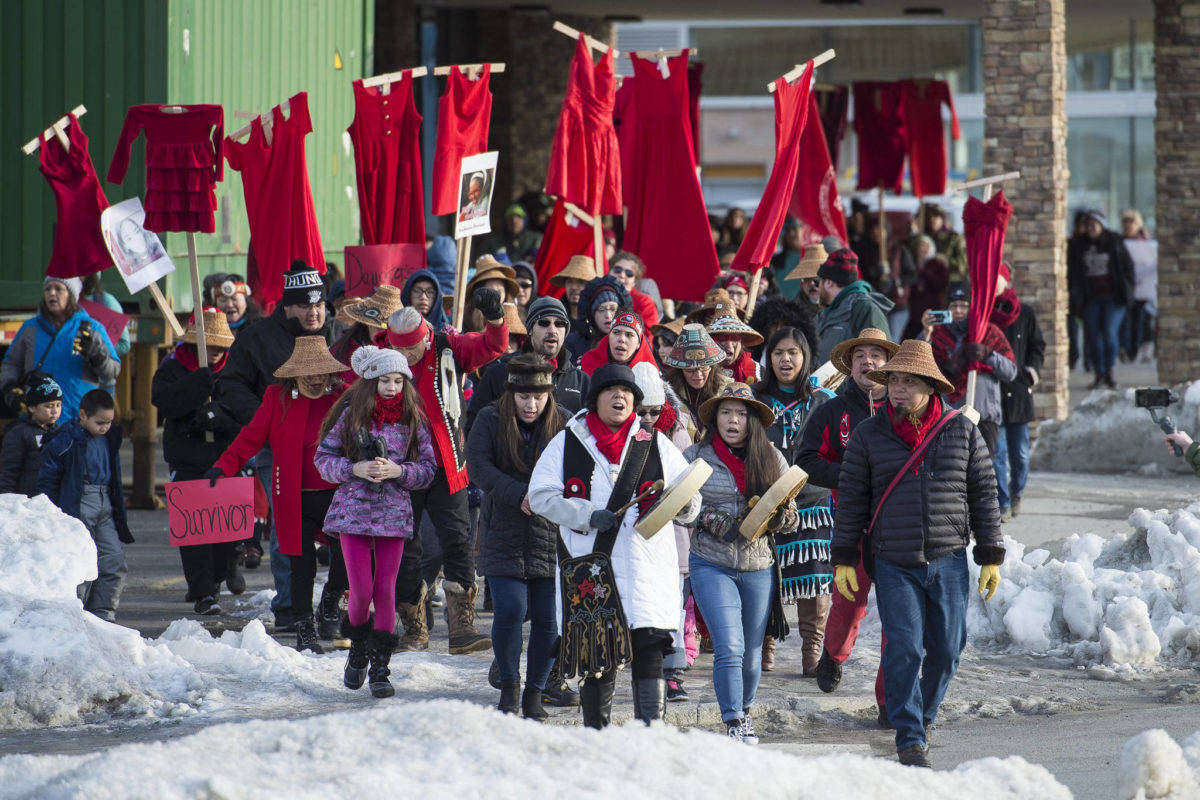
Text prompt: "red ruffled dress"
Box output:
[[40, 115, 112, 279], [107, 104, 224, 233], [432, 65, 493, 216]]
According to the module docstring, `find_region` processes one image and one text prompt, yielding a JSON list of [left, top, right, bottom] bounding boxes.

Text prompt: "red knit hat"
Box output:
[[611, 310, 644, 339], [816, 248, 860, 286]]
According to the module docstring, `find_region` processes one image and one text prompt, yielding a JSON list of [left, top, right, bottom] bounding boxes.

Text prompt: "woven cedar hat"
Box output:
[[183, 308, 235, 349], [783, 243, 829, 281], [664, 323, 726, 370], [866, 338, 954, 395], [706, 306, 763, 347], [339, 284, 405, 329], [550, 254, 599, 287], [273, 336, 349, 379], [829, 327, 900, 376], [650, 316, 687, 340], [684, 288, 748, 325], [503, 302, 526, 337], [698, 382, 775, 429], [505, 353, 555, 393], [467, 256, 520, 300]]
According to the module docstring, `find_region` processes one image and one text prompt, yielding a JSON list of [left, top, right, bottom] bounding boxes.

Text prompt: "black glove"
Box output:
[[589, 508, 620, 532], [1, 382, 25, 415], [473, 287, 504, 322], [198, 402, 239, 435], [962, 342, 991, 362], [73, 321, 109, 367], [699, 507, 737, 541], [203, 467, 224, 487]]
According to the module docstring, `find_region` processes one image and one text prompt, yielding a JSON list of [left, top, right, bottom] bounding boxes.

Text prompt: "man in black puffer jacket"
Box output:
[[830, 339, 1004, 769]]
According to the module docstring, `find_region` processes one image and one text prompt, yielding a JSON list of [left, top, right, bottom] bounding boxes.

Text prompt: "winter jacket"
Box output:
[[758, 384, 836, 510], [0, 310, 120, 421], [151, 350, 241, 473], [37, 419, 132, 543], [314, 409, 436, 539], [796, 378, 886, 491], [815, 280, 893, 364], [1184, 441, 1200, 479], [464, 348, 589, 436], [930, 321, 1018, 426], [630, 288, 660, 330], [0, 417, 59, 496], [683, 441, 794, 572], [998, 304, 1046, 426], [529, 412, 699, 630], [830, 406, 1004, 569], [215, 305, 332, 425], [930, 228, 968, 284], [468, 403, 566, 580], [424, 235, 459, 297], [1067, 229, 1136, 308]]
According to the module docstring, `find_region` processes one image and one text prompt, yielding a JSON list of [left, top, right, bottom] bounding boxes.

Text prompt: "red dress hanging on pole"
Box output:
[[687, 62, 704, 166], [432, 65, 492, 216], [545, 36, 594, 209], [40, 115, 111, 279], [731, 64, 812, 273], [584, 47, 622, 215], [225, 93, 327, 308], [853, 82, 906, 194], [622, 51, 718, 302], [533, 200, 602, 297], [900, 79, 961, 197], [348, 75, 425, 245], [964, 191, 1014, 357], [791, 94, 849, 246], [107, 104, 224, 233]]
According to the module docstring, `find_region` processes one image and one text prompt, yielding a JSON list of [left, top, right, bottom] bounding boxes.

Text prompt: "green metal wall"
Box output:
[[0, 0, 168, 308]]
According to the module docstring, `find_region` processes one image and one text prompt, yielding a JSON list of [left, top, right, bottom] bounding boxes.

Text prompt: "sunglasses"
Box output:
[[517, 280, 533, 289], [609, 266, 636, 278], [637, 407, 663, 418], [535, 318, 568, 329]]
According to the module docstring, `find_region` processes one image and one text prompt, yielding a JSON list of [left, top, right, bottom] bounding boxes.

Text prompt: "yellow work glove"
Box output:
[[978, 564, 1001, 601], [834, 565, 859, 603]]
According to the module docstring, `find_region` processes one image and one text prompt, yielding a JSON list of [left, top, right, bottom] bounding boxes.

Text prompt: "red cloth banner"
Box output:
[[343, 243, 427, 298], [789, 94, 849, 247], [964, 191, 1014, 361], [166, 476, 256, 547]]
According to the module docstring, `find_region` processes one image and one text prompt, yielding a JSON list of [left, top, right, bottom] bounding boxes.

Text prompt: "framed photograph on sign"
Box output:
[[454, 151, 499, 240], [100, 197, 175, 294]]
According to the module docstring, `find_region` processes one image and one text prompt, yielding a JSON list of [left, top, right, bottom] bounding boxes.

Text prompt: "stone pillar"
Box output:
[[981, 0, 1069, 421], [1154, 1, 1200, 385]]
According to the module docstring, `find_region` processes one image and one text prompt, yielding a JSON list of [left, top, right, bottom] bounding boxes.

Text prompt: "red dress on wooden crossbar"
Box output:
[[348, 75, 425, 246], [40, 115, 111, 279], [432, 65, 493, 216]]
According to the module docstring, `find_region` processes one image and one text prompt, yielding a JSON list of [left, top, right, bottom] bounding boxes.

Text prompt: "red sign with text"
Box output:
[[166, 476, 256, 547], [343, 243, 427, 298]]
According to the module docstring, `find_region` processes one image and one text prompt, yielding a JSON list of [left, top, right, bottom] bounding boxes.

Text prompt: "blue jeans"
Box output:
[[256, 460, 291, 616], [993, 422, 1031, 511], [488, 575, 558, 690], [689, 554, 774, 722], [1082, 296, 1127, 375], [874, 550, 969, 751]]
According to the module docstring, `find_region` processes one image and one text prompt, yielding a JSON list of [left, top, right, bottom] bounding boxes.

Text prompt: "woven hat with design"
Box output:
[[866, 338, 954, 395], [684, 288, 748, 325], [664, 323, 727, 370], [467, 256, 520, 299], [829, 327, 900, 376], [273, 336, 349, 379], [339, 284, 405, 329], [184, 308, 235, 349], [706, 306, 763, 347], [650, 316, 687, 340], [550, 254, 598, 287], [698, 382, 775, 429], [783, 243, 829, 281]]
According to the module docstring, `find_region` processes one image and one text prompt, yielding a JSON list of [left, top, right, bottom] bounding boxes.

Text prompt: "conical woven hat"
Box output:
[[684, 288, 748, 325], [706, 308, 764, 346], [866, 339, 954, 395], [273, 336, 349, 379], [829, 327, 900, 376], [503, 302, 526, 336], [664, 323, 727, 370], [549, 254, 598, 286], [783, 243, 829, 281], [339, 284, 405, 329], [698, 381, 776, 429], [467, 260, 520, 300], [650, 316, 687, 339], [183, 308, 235, 349]]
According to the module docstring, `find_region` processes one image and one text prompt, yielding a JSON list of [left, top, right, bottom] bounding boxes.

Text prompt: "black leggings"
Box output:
[[289, 490, 335, 617], [585, 627, 674, 687]]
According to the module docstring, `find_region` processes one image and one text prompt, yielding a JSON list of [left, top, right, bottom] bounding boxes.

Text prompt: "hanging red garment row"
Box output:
[[432, 65, 492, 216], [964, 191, 1014, 366], [731, 63, 813, 273], [533, 199, 603, 297], [225, 93, 327, 308], [585, 45, 623, 215], [900, 79, 961, 197], [853, 82, 906, 194], [813, 85, 849, 169], [790, 93, 849, 246], [622, 51, 719, 302], [107, 104, 224, 233], [40, 115, 111, 279], [348, 74, 425, 246], [687, 62, 704, 166], [545, 36, 594, 209]]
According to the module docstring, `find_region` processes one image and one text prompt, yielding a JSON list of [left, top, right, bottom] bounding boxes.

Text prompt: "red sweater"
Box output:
[[213, 385, 338, 556], [630, 288, 660, 330]]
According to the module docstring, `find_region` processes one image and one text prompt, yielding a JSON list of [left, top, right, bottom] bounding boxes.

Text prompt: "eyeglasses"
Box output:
[[609, 266, 636, 278], [637, 407, 663, 418], [410, 287, 437, 299], [535, 318, 568, 329]]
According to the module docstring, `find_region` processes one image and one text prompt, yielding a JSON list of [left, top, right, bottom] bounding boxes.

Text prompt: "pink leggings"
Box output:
[[341, 534, 406, 632]]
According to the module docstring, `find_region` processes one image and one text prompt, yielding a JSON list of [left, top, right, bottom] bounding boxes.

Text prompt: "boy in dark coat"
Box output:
[[0, 373, 62, 496]]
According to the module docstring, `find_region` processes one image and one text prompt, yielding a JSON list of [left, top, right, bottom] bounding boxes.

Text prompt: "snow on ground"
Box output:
[[1032, 383, 1200, 475], [968, 501, 1200, 672], [1118, 729, 1200, 800], [0, 698, 1071, 799]]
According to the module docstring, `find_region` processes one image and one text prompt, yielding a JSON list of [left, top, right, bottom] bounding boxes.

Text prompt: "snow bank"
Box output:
[[1031, 383, 1200, 475], [1117, 729, 1200, 800], [0, 699, 1071, 799], [969, 502, 1200, 669]]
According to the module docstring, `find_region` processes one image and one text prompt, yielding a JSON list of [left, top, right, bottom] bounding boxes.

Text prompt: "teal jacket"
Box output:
[[815, 280, 893, 363]]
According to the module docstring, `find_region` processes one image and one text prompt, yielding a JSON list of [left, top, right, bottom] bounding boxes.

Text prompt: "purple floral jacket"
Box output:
[[314, 411, 436, 538]]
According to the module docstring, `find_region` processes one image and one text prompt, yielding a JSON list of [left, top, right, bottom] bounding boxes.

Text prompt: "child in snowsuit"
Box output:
[[0, 372, 63, 496], [315, 346, 435, 698]]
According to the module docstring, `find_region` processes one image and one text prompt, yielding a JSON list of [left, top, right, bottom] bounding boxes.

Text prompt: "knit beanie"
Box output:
[[631, 362, 666, 407], [816, 249, 860, 287], [351, 345, 412, 380], [44, 275, 82, 302], [525, 296, 568, 328], [387, 306, 431, 348], [591, 288, 620, 314], [505, 353, 555, 393], [281, 260, 326, 307], [23, 371, 62, 407], [611, 311, 644, 340]]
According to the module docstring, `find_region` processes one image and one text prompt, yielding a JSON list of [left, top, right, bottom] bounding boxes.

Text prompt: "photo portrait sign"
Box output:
[[454, 151, 499, 240], [100, 198, 176, 294]]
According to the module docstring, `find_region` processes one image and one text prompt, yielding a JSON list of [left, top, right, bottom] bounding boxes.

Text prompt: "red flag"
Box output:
[[533, 200, 605, 297], [789, 94, 849, 247], [964, 191, 1013, 362], [731, 63, 813, 274]]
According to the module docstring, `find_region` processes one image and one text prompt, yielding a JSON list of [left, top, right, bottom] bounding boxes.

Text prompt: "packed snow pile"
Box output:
[[1031, 383, 1200, 475], [0, 699, 1071, 799], [969, 502, 1200, 670], [1117, 729, 1200, 800]]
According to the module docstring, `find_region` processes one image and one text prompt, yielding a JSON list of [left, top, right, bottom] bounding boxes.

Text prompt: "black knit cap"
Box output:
[[816, 248, 860, 286], [586, 363, 643, 408], [281, 260, 326, 307], [22, 371, 62, 407], [505, 353, 556, 393]]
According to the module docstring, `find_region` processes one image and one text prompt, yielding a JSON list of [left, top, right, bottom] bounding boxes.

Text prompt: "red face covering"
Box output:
[[586, 411, 636, 464], [653, 402, 678, 435]]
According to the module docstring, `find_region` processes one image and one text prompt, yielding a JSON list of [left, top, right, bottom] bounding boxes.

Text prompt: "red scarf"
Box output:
[[887, 394, 943, 452], [729, 350, 758, 384], [653, 402, 678, 435], [372, 394, 406, 427], [580, 333, 658, 376], [172, 342, 227, 373], [586, 412, 635, 464], [712, 436, 747, 494], [990, 288, 1022, 328]]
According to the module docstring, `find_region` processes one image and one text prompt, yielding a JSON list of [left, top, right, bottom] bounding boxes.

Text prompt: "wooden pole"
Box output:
[[185, 232, 207, 363], [129, 340, 162, 509], [592, 217, 605, 277], [452, 236, 471, 330], [147, 282, 184, 338], [746, 269, 763, 315]]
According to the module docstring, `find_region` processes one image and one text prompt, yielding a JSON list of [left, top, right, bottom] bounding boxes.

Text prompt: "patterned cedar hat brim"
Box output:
[[549, 255, 598, 286], [706, 312, 764, 346], [650, 316, 687, 339], [273, 336, 350, 379], [684, 299, 749, 325], [664, 323, 727, 370], [865, 339, 955, 395], [829, 328, 900, 376], [698, 382, 776, 429], [339, 286, 405, 329]]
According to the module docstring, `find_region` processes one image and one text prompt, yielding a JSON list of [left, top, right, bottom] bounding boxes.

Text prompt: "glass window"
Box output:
[[1066, 16, 1153, 91]]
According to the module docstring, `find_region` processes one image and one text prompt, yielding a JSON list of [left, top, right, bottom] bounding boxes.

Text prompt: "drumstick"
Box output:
[[614, 479, 665, 516]]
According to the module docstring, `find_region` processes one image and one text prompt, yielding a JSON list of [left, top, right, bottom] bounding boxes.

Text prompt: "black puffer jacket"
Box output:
[[0, 417, 59, 496], [998, 303, 1046, 426], [830, 406, 1005, 569], [152, 354, 242, 473], [467, 403, 565, 580], [464, 348, 589, 436]]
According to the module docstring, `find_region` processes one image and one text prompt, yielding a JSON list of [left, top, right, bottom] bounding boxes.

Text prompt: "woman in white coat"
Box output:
[[530, 363, 698, 728]]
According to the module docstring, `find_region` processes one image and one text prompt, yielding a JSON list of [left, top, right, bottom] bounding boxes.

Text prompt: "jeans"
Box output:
[[79, 485, 127, 614], [488, 575, 558, 690], [689, 554, 774, 723], [1082, 296, 1127, 375], [874, 550, 970, 751], [887, 308, 910, 344], [255, 460, 292, 617], [1124, 300, 1154, 357], [993, 422, 1031, 511]]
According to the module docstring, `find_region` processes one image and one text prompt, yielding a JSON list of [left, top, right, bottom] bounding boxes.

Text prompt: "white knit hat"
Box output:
[[351, 345, 412, 380], [44, 275, 82, 301], [632, 362, 666, 407]]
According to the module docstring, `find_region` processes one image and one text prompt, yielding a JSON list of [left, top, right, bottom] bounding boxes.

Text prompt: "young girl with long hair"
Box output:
[[315, 346, 435, 698]]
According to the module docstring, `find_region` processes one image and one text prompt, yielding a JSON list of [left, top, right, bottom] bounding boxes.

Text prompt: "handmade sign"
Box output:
[[100, 198, 174, 294], [454, 151, 498, 239], [166, 476, 256, 547], [343, 243, 427, 298], [78, 299, 131, 345]]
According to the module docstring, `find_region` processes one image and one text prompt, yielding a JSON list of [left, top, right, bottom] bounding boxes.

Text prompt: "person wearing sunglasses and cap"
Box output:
[[608, 251, 661, 330]]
